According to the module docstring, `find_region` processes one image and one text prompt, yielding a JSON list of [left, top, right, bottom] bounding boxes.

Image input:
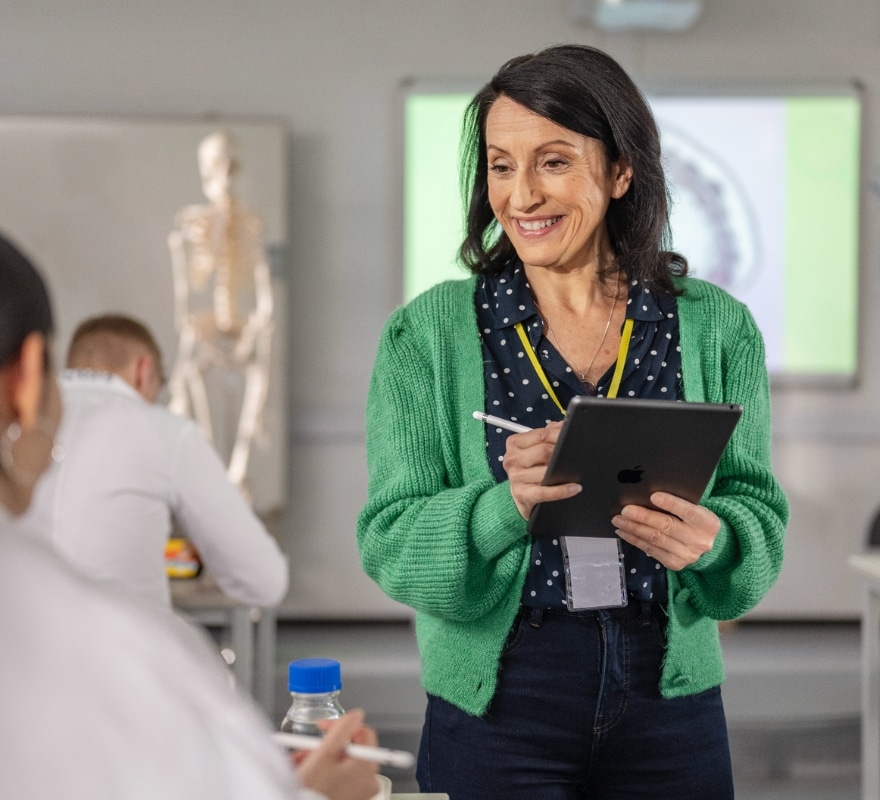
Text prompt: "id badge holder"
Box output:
[[561, 536, 627, 610]]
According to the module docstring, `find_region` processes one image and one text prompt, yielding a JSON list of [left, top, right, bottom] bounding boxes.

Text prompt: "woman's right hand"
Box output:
[[294, 709, 380, 800], [502, 421, 582, 520]]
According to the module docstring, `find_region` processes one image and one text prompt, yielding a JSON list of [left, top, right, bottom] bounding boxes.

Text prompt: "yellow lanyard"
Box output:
[[513, 318, 634, 414]]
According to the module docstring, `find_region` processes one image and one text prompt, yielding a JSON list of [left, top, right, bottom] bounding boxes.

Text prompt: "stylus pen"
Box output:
[[472, 410, 533, 434], [272, 732, 416, 769]]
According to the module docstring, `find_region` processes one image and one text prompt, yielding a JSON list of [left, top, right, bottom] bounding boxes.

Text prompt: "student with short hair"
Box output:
[[14, 312, 288, 609]]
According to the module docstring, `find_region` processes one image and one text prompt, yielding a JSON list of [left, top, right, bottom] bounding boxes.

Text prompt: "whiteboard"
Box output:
[[0, 116, 289, 513]]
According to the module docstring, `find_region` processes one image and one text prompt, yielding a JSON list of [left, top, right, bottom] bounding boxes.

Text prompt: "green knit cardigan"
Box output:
[[357, 275, 788, 716]]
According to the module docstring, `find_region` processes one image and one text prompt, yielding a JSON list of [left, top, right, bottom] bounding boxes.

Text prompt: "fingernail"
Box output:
[[569, 484, 582, 495]]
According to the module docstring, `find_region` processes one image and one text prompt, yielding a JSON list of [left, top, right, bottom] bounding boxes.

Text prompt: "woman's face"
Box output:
[[485, 96, 632, 275]]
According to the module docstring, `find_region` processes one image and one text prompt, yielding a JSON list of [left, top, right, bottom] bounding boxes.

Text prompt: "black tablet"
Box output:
[[527, 396, 743, 538]]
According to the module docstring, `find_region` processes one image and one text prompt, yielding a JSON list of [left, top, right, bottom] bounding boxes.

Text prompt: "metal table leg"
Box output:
[[864, 584, 880, 800], [230, 605, 254, 696], [254, 607, 278, 717]]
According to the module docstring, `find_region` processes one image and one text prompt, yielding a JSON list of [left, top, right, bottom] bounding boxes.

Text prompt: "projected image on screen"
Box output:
[[403, 89, 861, 383]]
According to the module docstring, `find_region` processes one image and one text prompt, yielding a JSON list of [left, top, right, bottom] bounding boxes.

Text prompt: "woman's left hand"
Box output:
[[612, 491, 720, 571]]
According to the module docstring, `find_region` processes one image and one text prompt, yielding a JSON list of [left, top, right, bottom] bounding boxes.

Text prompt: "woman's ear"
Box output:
[[7, 333, 46, 432], [611, 159, 633, 200]]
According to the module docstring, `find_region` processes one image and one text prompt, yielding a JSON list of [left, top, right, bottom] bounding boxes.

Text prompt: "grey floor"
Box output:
[[255, 619, 863, 798]]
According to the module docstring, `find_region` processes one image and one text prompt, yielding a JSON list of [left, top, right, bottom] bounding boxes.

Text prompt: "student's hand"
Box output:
[[294, 709, 380, 800], [503, 422, 582, 520], [613, 492, 720, 570]]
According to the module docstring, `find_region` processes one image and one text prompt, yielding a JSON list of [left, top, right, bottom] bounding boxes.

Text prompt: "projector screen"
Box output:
[[402, 85, 862, 385]]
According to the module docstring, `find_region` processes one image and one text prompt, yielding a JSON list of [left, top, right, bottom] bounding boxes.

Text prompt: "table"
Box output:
[[848, 553, 880, 800], [170, 571, 277, 714]]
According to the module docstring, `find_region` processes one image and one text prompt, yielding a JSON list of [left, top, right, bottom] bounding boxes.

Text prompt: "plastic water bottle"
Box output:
[[280, 658, 345, 736]]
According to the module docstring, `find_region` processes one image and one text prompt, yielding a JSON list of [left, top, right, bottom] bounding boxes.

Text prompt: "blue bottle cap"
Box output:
[[288, 658, 342, 693]]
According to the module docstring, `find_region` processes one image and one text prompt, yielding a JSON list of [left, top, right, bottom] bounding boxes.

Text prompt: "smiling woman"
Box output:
[[485, 96, 632, 276], [359, 43, 788, 800]]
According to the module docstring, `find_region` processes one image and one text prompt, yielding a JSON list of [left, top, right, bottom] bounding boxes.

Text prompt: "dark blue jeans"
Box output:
[[417, 602, 734, 799]]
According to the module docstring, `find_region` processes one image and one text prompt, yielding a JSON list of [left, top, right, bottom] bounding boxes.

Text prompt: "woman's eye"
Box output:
[[489, 163, 511, 175], [544, 158, 567, 169]]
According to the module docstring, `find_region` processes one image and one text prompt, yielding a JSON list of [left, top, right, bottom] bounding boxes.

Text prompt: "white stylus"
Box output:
[[472, 410, 533, 434], [272, 732, 415, 769]]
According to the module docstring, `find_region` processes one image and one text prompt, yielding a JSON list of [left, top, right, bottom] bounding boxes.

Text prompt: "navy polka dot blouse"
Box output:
[[475, 259, 683, 608]]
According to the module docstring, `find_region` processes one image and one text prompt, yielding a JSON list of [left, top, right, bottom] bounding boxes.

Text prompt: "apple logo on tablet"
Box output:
[[617, 466, 644, 484]]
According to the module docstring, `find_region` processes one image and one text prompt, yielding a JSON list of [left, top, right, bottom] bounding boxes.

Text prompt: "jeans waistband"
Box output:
[[519, 599, 665, 627]]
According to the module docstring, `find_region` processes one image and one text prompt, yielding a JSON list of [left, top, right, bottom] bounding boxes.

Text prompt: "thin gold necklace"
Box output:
[[539, 277, 620, 391]]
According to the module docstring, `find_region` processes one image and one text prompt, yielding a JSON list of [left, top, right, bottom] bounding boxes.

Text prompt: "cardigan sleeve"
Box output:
[[357, 305, 530, 623], [676, 301, 789, 620]]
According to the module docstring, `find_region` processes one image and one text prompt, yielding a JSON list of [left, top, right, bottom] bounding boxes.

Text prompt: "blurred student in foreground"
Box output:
[[0, 231, 379, 800]]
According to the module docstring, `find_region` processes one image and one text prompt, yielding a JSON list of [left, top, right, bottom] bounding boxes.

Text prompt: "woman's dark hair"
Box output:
[[459, 44, 687, 293], [0, 233, 54, 368]]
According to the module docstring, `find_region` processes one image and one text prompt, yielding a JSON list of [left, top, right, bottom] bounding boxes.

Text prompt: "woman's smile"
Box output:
[[515, 215, 564, 235]]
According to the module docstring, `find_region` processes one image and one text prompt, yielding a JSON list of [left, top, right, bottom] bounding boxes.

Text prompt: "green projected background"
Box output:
[[403, 90, 861, 382], [403, 92, 472, 302], [784, 97, 860, 377]]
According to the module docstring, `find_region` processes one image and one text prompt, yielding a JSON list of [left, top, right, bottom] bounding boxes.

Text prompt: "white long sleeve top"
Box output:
[[15, 370, 288, 608], [0, 524, 322, 800]]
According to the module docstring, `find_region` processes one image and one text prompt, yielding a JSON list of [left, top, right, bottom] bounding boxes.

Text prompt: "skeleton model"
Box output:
[[167, 132, 274, 498]]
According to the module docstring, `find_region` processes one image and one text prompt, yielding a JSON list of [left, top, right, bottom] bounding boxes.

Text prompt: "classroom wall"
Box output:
[[2, 0, 878, 619]]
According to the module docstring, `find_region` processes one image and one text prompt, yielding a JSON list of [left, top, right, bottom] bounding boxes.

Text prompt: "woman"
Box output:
[[0, 232, 379, 800], [358, 44, 788, 799]]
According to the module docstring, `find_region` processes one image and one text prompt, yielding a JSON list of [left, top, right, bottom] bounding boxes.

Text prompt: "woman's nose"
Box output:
[[510, 169, 542, 211]]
